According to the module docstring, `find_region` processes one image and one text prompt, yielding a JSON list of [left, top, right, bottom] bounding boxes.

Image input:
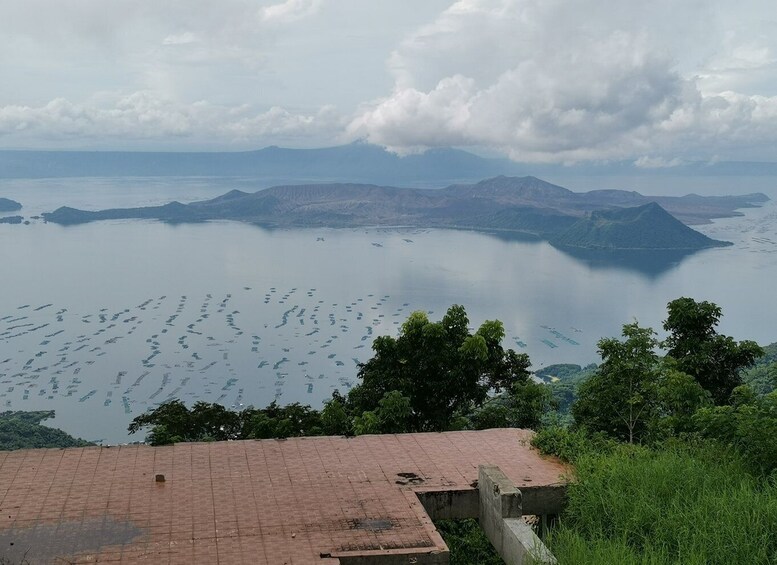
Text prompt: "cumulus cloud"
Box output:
[[350, 0, 777, 162], [0, 93, 344, 148], [634, 156, 687, 169], [260, 0, 324, 23], [162, 32, 198, 46]]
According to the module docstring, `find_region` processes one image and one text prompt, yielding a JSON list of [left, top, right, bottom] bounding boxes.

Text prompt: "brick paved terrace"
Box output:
[[0, 428, 567, 564]]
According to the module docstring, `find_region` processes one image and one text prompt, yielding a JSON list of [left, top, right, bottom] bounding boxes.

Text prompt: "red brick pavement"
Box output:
[[0, 429, 566, 564]]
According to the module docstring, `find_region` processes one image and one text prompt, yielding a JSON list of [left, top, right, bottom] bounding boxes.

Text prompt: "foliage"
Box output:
[[128, 400, 328, 445], [663, 297, 763, 404], [572, 323, 664, 443], [531, 426, 617, 464], [469, 381, 554, 431], [319, 393, 352, 436], [742, 341, 777, 395], [350, 305, 531, 432], [644, 365, 712, 440], [534, 364, 583, 382], [544, 443, 777, 565], [692, 388, 777, 476], [0, 411, 92, 450], [436, 519, 503, 565]]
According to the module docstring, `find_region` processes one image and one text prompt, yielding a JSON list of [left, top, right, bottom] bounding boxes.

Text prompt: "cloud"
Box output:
[[260, 0, 324, 23], [0, 93, 344, 148], [350, 0, 777, 163], [162, 32, 198, 46], [634, 156, 686, 169]]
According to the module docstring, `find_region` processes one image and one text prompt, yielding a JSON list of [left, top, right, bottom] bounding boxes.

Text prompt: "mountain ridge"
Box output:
[[551, 202, 731, 250], [40, 175, 764, 250]]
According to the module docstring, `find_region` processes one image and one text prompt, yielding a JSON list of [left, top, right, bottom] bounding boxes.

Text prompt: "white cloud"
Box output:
[[162, 32, 198, 46], [0, 93, 344, 148], [260, 0, 324, 23], [634, 156, 686, 169], [350, 0, 777, 162], [0, 0, 775, 160]]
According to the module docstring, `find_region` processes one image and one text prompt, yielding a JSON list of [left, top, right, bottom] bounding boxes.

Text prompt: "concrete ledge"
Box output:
[[478, 465, 557, 565], [415, 489, 479, 521]]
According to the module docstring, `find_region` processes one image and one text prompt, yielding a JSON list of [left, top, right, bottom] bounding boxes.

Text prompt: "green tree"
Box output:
[[129, 400, 327, 445], [349, 305, 531, 432], [320, 393, 352, 436], [649, 365, 712, 438], [242, 402, 323, 439], [663, 297, 763, 404], [692, 388, 777, 475], [572, 323, 662, 443], [128, 400, 243, 444], [469, 381, 554, 431]]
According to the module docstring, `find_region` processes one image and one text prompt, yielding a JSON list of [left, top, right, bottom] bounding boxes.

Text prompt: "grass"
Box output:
[[436, 518, 504, 565], [544, 443, 777, 564]]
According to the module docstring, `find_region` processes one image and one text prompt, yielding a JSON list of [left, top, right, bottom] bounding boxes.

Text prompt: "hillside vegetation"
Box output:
[[551, 202, 730, 250], [0, 411, 92, 450], [42, 176, 762, 249]]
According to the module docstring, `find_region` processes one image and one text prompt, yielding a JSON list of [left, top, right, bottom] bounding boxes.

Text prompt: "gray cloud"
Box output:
[[0, 93, 345, 149], [350, 0, 777, 162], [0, 0, 775, 161]]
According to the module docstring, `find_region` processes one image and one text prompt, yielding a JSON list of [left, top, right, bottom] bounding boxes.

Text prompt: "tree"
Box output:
[[692, 388, 777, 475], [128, 400, 243, 444], [663, 298, 763, 404], [320, 393, 352, 436], [349, 305, 531, 432], [469, 381, 554, 431], [128, 400, 327, 445], [572, 323, 662, 443]]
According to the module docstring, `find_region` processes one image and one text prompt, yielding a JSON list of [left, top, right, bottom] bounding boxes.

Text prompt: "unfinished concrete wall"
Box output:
[[478, 465, 557, 565]]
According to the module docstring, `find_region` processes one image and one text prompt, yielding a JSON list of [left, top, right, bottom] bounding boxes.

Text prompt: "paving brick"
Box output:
[[0, 429, 565, 564]]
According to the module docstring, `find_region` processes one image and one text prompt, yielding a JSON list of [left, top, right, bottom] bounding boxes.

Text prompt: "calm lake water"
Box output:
[[1, 177, 776, 443]]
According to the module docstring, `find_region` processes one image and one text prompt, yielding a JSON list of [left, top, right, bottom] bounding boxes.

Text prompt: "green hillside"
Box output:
[[551, 202, 731, 250]]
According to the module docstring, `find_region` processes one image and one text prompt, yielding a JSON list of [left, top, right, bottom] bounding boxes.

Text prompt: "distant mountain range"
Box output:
[[0, 143, 523, 185], [3, 143, 777, 187], [42, 176, 767, 250]]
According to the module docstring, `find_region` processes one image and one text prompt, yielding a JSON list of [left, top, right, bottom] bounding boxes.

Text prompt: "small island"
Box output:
[[0, 197, 22, 212], [551, 202, 732, 250], [0, 215, 23, 225], [42, 176, 764, 250]]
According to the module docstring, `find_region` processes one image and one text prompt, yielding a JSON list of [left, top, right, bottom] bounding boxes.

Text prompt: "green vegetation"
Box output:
[[551, 202, 729, 250], [742, 341, 777, 395], [436, 519, 503, 565], [663, 297, 763, 404], [529, 297, 777, 564], [537, 441, 777, 565], [130, 305, 552, 444], [0, 411, 92, 450], [127, 297, 777, 564]]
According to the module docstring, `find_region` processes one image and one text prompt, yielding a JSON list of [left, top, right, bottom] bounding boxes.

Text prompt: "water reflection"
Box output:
[[550, 245, 703, 278]]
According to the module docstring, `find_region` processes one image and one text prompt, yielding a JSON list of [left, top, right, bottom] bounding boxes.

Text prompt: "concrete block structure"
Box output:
[[0, 428, 567, 564]]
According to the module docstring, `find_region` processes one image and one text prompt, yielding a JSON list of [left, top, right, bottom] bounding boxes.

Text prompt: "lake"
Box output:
[[1, 177, 776, 443]]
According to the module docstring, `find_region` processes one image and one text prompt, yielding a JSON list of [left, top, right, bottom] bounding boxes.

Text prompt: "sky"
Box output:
[[1, 0, 776, 165]]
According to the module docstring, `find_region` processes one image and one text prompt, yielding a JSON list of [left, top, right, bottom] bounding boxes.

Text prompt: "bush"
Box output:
[[531, 426, 616, 463], [545, 443, 777, 564]]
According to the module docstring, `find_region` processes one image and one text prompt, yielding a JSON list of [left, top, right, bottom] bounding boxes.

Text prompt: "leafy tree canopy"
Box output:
[[349, 305, 531, 432], [663, 297, 763, 404], [128, 400, 328, 445], [572, 323, 664, 443]]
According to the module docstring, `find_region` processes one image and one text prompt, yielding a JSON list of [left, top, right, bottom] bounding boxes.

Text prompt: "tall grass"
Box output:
[[544, 443, 777, 564]]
